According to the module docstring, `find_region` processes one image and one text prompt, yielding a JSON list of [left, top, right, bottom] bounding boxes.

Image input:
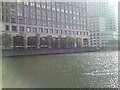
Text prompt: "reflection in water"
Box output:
[[2, 51, 118, 88]]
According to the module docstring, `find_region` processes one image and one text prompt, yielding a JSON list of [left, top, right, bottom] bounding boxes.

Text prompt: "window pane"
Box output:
[[39, 28, 43, 33], [26, 27, 31, 32], [12, 26, 17, 31], [33, 28, 37, 32], [6, 25, 9, 31], [19, 26, 24, 31], [44, 28, 48, 33]]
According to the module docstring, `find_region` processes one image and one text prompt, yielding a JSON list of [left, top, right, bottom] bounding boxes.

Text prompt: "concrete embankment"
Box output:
[[2, 47, 97, 57]]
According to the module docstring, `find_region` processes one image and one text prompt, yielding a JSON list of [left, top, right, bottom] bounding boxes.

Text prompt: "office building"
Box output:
[[118, 1, 120, 37], [88, 17, 109, 47], [2, 2, 89, 47], [87, 1, 117, 46]]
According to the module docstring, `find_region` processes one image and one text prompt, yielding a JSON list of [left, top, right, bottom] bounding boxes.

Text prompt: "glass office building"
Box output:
[[87, 1, 117, 47]]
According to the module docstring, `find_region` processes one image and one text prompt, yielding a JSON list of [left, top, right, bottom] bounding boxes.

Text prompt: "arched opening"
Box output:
[[27, 36, 37, 49], [60, 37, 67, 48], [76, 38, 82, 48], [83, 38, 88, 46], [51, 37, 59, 48], [13, 35, 25, 49], [40, 37, 48, 48]]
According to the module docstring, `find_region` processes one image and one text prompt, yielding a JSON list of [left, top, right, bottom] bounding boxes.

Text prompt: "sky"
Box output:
[[108, 0, 119, 4]]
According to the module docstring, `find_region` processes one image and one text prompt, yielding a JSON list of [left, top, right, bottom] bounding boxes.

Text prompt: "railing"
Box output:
[[2, 47, 97, 57]]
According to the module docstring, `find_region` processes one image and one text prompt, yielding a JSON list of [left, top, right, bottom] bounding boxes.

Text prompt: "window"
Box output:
[[44, 29, 48, 33], [6, 9, 8, 13], [53, 23, 56, 27], [39, 28, 43, 33], [61, 24, 65, 28], [57, 23, 61, 28], [69, 10, 72, 14], [47, 6, 51, 10], [80, 32, 82, 35], [72, 31, 75, 34], [57, 8, 60, 12], [52, 11, 56, 18], [18, 18, 23, 24], [50, 29, 53, 33], [66, 25, 69, 28], [61, 14, 64, 18], [33, 28, 37, 32], [69, 31, 71, 34], [6, 25, 9, 31], [57, 18, 60, 22], [65, 10, 68, 13], [31, 8, 35, 14], [84, 32, 86, 35], [61, 9, 64, 13], [5, 2, 8, 6], [47, 2, 51, 5], [42, 15, 46, 19], [24, 2, 29, 5], [55, 29, 58, 34], [11, 17, 16, 23], [2, 16, 4, 21], [42, 10, 46, 19], [77, 31, 79, 35], [19, 26, 24, 31], [43, 21, 47, 26], [12, 26, 17, 31], [47, 12, 52, 17], [37, 15, 41, 19], [31, 14, 36, 18], [26, 27, 31, 32], [2, 2, 4, 6], [86, 32, 88, 35], [59, 30, 62, 34], [42, 5, 46, 9], [32, 19, 37, 25], [48, 22, 52, 27], [48, 17, 52, 21], [24, 7, 29, 17], [57, 13, 60, 18], [6, 16, 9, 22], [70, 24, 72, 29], [36, 3, 40, 7], [25, 18, 31, 25], [30, 2, 35, 6], [52, 7, 55, 10], [70, 16, 73, 23], [64, 30, 67, 34], [52, 2, 55, 10], [38, 21, 43, 26], [18, 12, 22, 17]]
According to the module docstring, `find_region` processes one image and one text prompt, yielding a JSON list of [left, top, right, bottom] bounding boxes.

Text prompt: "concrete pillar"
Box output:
[[24, 35, 28, 49], [37, 36, 40, 49], [81, 38, 84, 47], [74, 42, 77, 48]]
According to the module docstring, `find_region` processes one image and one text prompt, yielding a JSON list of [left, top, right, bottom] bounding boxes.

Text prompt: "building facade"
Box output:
[[2, 2, 89, 48], [118, 1, 120, 38], [87, 1, 117, 46], [88, 17, 109, 47]]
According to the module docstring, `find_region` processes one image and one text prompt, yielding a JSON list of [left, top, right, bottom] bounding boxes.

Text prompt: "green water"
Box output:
[[2, 51, 118, 88]]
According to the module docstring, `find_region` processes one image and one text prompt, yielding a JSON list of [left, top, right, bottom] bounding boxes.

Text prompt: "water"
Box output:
[[2, 51, 118, 88]]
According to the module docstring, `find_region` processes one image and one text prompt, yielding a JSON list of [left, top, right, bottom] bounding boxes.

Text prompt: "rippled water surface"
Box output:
[[2, 51, 118, 88]]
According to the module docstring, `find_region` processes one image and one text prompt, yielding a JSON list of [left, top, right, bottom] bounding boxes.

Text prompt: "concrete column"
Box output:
[[37, 36, 40, 49], [74, 42, 77, 48], [81, 38, 84, 47], [24, 35, 28, 49]]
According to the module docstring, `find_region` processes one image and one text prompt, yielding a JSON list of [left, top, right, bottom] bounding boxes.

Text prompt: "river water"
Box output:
[[2, 51, 118, 88]]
